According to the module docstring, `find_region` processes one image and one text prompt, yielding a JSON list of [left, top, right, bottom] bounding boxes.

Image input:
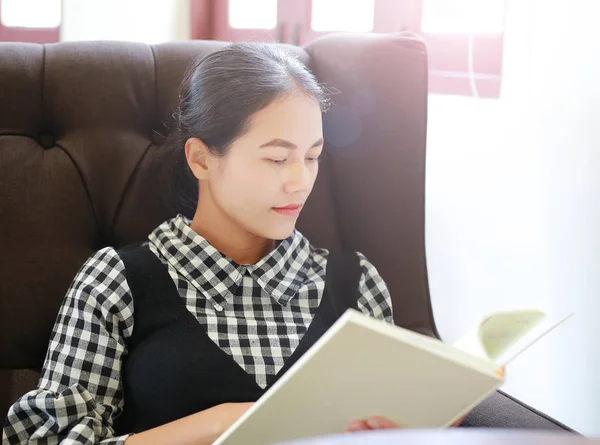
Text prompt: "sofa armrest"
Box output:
[[461, 390, 577, 432]]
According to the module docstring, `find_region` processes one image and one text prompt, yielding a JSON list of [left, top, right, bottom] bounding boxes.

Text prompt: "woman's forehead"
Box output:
[[243, 94, 323, 136]]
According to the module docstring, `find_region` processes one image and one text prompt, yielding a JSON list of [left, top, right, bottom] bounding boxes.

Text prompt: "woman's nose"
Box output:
[[284, 161, 311, 194]]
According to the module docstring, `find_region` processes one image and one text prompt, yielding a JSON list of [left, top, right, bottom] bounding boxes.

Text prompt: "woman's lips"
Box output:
[[273, 204, 303, 217]]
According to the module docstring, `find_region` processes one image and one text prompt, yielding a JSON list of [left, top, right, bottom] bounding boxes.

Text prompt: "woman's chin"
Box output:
[[271, 228, 296, 241], [260, 222, 296, 241]]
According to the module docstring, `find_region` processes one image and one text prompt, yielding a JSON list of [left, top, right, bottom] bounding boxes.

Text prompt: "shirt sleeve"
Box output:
[[355, 252, 394, 324], [2, 247, 134, 445]]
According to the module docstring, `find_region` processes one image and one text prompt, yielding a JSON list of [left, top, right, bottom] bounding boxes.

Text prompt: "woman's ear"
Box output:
[[185, 137, 212, 180]]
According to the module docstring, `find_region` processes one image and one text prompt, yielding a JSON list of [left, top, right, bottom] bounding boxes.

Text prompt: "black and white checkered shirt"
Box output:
[[3, 215, 394, 445]]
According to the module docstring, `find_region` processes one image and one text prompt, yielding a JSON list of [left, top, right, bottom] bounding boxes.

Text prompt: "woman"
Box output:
[[3, 43, 410, 445]]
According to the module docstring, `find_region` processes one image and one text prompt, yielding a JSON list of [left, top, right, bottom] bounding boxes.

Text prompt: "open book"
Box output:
[[214, 308, 572, 445]]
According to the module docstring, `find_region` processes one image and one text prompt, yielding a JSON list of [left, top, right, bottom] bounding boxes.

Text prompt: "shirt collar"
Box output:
[[246, 228, 311, 306], [148, 214, 311, 309]]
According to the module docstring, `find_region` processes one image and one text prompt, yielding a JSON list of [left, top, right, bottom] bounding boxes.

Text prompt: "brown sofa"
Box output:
[[0, 34, 574, 432]]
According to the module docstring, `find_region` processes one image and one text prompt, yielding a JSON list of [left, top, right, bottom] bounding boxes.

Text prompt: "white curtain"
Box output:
[[60, 0, 191, 43], [427, 0, 600, 434]]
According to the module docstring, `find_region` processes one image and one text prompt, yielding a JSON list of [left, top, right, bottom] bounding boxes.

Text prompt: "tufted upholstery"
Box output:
[[0, 34, 574, 432]]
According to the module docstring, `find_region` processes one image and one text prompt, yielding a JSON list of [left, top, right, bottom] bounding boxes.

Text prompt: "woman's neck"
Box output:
[[189, 195, 275, 265]]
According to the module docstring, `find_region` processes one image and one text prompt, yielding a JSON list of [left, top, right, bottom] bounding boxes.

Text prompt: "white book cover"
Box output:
[[213, 308, 571, 445]]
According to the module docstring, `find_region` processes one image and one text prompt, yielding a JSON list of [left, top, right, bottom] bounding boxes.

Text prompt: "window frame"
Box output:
[[204, 0, 296, 43], [424, 33, 504, 98], [386, 0, 505, 97], [0, 0, 60, 43], [191, 0, 505, 97]]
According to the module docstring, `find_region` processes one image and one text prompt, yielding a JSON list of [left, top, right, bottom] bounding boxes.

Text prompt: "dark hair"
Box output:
[[162, 42, 329, 217]]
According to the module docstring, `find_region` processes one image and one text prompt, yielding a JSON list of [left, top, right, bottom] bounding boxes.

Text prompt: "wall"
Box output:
[[60, 0, 191, 43], [426, 0, 600, 435]]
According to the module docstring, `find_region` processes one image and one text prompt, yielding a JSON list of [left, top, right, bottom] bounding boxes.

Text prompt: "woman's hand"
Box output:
[[346, 416, 399, 432], [209, 402, 254, 438], [345, 414, 464, 432]]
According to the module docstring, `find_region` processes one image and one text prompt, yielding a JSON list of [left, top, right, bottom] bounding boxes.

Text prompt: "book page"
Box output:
[[493, 311, 573, 366], [453, 325, 489, 360], [477, 309, 547, 362], [453, 309, 546, 363]]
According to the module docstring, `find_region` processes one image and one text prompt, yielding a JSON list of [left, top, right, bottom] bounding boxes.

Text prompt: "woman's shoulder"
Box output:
[[304, 242, 384, 290], [304, 240, 376, 273], [81, 243, 151, 278], [85, 245, 124, 266], [68, 246, 134, 322], [77, 246, 127, 287], [303, 239, 393, 319]]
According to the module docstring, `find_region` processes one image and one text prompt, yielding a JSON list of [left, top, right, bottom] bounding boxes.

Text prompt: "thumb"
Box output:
[[366, 417, 399, 429]]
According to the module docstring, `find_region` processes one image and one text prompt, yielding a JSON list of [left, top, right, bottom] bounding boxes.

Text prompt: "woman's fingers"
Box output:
[[365, 416, 399, 429], [346, 419, 370, 432], [451, 414, 468, 427], [348, 411, 473, 431], [346, 416, 400, 432]]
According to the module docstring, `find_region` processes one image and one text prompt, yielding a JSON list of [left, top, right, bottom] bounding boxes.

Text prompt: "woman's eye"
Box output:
[[306, 157, 321, 163], [269, 159, 287, 165]]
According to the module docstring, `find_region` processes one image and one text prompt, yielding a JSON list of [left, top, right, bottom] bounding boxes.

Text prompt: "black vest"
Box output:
[[113, 244, 361, 435]]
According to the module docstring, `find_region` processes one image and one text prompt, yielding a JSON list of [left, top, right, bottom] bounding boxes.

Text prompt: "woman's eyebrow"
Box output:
[[259, 138, 323, 149]]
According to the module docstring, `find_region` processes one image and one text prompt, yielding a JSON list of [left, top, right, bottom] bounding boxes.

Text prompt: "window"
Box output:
[[0, 0, 60, 43], [203, 0, 506, 97], [422, 0, 505, 33], [0, 0, 61, 28], [228, 0, 277, 30], [311, 0, 375, 32], [210, 0, 283, 42], [419, 0, 506, 98]]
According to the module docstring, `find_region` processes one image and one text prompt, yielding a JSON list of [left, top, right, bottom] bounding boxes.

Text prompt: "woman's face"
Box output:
[[202, 92, 323, 241]]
